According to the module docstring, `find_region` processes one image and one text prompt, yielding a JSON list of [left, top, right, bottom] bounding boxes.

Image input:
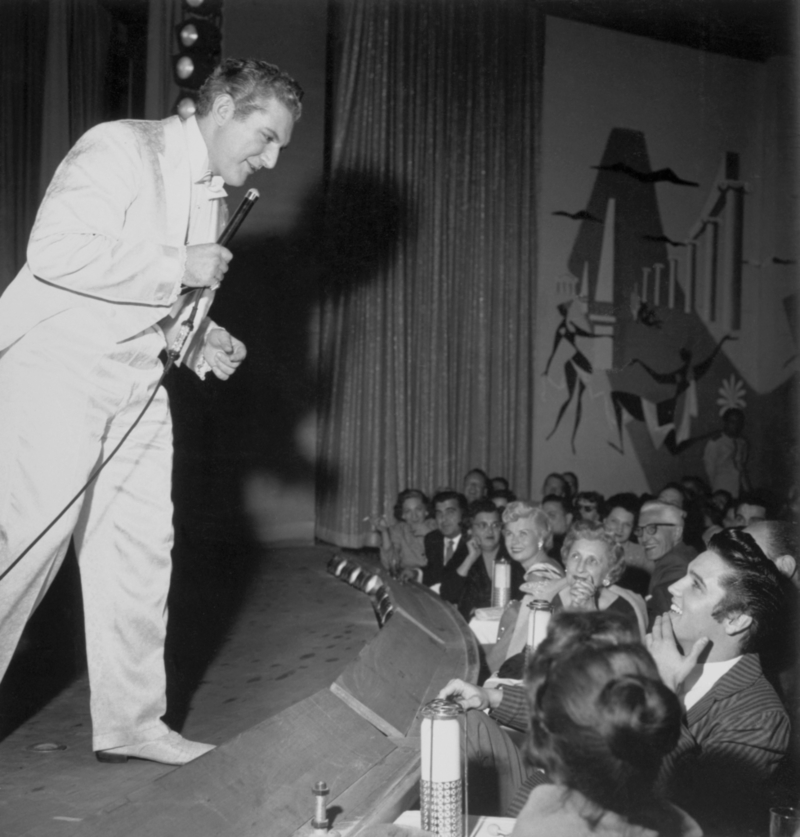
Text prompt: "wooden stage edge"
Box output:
[[74, 557, 480, 837]]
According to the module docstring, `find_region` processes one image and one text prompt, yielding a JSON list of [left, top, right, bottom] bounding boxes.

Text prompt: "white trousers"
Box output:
[[0, 309, 173, 750]]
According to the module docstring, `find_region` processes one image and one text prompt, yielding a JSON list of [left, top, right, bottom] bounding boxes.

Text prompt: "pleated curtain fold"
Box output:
[[317, 0, 543, 547]]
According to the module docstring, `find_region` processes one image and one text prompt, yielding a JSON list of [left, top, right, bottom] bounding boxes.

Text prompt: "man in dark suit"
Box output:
[[422, 491, 469, 588], [648, 528, 791, 834], [637, 500, 696, 628]]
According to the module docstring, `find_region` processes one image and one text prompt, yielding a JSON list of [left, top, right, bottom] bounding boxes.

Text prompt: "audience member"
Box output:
[[438, 611, 642, 817], [553, 521, 647, 637], [463, 468, 490, 505], [514, 643, 700, 837], [373, 489, 436, 575], [491, 476, 510, 492], [703, 407, 750, 496], [710, 488, 732, 512], [541, 494, 573, 562], [732, 493, 768, 527], [649, 529, 791, 834], [421, 491, 469, 588], [503, 501, 563, 576], [441, 499, 524, 620], [636, 501, 696, 628], [562, 471, 579, 498], [680, 475, 709, 504], [486, 502, 565, 673], [489, 488, 516, 509], [604, 492, 653, 597], [542, 473, 569, 499], [574, 490, 603, 523], [657, 482, 687, 510], [492, 520, 647, 679]]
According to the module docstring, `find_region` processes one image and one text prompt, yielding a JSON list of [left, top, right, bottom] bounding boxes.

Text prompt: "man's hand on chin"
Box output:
[[646, 613, 709, 693], [203, 327, 247, 380]]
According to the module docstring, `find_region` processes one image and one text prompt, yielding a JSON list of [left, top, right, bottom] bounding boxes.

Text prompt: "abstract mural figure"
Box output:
[[543, 300, 604, 453], [608, 335, 734, 455]]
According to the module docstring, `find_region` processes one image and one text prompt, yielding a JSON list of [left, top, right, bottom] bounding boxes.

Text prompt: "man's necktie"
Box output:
[[444, 538, 454, 565]]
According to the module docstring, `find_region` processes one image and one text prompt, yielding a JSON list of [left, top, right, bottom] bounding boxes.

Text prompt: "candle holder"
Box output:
[[419, 699, 467, 837]]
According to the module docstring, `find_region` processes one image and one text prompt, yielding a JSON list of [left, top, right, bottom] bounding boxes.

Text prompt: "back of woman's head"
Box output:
[[527, 644, 681, 818]]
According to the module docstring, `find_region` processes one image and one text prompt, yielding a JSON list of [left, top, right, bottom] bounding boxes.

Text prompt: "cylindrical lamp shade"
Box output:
[[491, 558, 511, 607], [420, 699, 465, 837], [526, 600, 552, 663]]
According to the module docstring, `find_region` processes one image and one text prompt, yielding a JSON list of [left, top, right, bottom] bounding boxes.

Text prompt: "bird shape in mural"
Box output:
[[592, 162, 699, 187], [552, 209, 603, 223], [642, 234, 687, 247]]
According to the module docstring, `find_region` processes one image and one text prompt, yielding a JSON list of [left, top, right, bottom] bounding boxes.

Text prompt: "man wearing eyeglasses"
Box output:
[[637, 500, 697, 629]]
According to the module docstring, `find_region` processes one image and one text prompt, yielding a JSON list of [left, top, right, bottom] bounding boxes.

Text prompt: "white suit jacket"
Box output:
[[0, 115, 217, 366]]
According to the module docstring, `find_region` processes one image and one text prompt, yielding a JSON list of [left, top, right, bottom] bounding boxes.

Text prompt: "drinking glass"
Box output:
[[770, 807, 800, 837]]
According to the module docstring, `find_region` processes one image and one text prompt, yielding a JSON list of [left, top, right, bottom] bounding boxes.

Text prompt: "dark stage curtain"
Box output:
[[2, 0, 114, 292], [317, 0, 543, 547], [1, 0, 49, 291]]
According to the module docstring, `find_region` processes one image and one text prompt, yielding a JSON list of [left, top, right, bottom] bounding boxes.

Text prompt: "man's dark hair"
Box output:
[[708, 528, 787, 653], [737, 492, 770, 517], [542, 493, 573, 515], [543, 472, 569, 496], [659, 481, 688, 507], [488, 488, 517, 503], [464, 467, 489, 481], [468, 498, 502, 523], [604, 492, 640, 520], [491, 476, 510, 491], [576, 490, 604, 509], [196, 57, 304, 120], [431, 490, 469, 518]]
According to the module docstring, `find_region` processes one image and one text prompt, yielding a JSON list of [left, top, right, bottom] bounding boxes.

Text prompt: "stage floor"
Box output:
[[0, 542, 378, 837]]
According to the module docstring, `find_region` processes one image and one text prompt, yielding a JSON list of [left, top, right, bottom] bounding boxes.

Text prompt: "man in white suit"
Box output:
[[0, 59, 302, 765]]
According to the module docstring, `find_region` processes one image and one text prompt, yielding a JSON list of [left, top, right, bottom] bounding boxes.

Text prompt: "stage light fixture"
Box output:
[[176, 95, 197, 120], [172, 52, 218, 91], [176, 19, 222, 53]]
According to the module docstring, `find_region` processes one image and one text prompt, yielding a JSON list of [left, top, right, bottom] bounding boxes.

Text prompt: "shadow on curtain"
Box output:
[[317, 0, 543, 547]]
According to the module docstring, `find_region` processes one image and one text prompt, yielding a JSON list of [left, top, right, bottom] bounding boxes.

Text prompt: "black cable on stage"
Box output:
[[0, 188, 260, 585]]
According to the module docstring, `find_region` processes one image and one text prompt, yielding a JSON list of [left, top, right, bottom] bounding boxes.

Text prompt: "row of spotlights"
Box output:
[[327, 556, 393, 626]]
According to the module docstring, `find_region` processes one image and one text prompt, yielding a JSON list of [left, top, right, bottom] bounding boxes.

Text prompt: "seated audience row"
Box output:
[[370, 466, 797, 835], [439, 526, 794, 835]]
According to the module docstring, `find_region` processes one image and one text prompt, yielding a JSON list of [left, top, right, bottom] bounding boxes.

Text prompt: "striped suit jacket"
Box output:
[[659, 652, 790, 833]]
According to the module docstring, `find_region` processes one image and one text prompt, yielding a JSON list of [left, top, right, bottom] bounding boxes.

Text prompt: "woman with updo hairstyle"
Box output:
[[513, 643, 701, 837], [372, 488, 436, 575]]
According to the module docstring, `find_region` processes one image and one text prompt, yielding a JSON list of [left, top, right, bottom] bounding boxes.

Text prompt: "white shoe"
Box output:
[[96, 731, 215, 765]]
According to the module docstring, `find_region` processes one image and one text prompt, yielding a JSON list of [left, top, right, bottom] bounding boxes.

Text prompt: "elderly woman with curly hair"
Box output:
[[493, 519, 647, 678], [552, 520, 648, 637]]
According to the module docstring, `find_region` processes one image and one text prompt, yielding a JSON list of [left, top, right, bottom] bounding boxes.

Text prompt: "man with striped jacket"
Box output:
[[649, 528, 792, 835]]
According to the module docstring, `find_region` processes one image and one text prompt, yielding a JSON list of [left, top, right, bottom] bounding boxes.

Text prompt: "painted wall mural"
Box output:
[[534, 17, 797, 497]]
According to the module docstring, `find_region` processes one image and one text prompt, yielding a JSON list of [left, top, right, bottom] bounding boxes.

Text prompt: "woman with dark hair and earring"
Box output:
[[513, 643, 701, 837], [371, 488, 436, 576]]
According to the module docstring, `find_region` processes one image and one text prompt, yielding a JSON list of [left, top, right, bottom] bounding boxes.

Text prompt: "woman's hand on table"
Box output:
[[437, 678, 503, 711]]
